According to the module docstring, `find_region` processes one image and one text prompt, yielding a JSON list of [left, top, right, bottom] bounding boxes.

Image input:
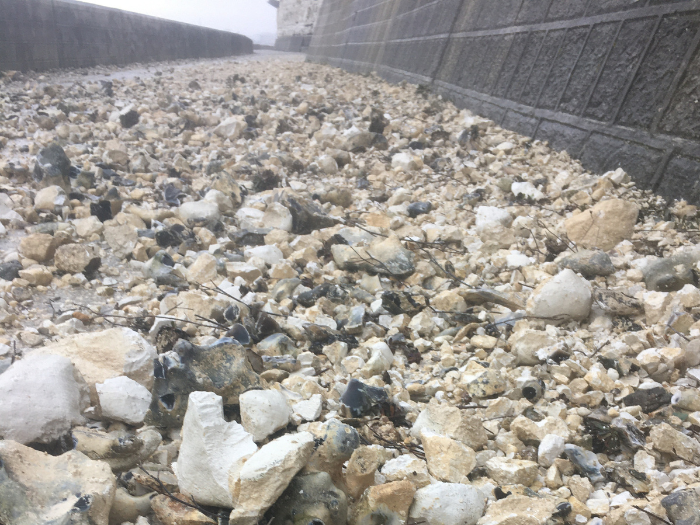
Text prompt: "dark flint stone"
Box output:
[[269, 472, 347, 525], [622, 386, 672, 413], [340, 378, 389, 417], [564, 444, 606, 483], [661, 489, 700, 525], [407, 201, 432, 218], [0, 261, 22, 281], [137, 229, 155, 239], [297, 283, 346, 307], [559, 249, 615, 278], [224, 304, 240, 323], [33, 143, 71, 189], [145, 338, 262, 427], [119, 109, 139, 128], [227, 323, 251, 345], [90, 201, 112, 222], [231, 228, 271, 246], [280, 193, 339, 234], [163, 184, 186, 206]]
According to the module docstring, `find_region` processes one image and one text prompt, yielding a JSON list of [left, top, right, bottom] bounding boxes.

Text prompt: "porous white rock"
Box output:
[[411, 404, 488, 450], [239, 389, 292, 441], [409, 482, 486, 525], [175, 391, 258, 508], [186, 252, 218, 285], [361, 341, 394, 377], [95, 376, 151, 425], [0, 354, 88, 444]]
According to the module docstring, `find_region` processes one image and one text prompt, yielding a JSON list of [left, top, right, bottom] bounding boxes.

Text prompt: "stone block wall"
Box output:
[[308, 0, 700, 203], [0, 0, 252, 73]]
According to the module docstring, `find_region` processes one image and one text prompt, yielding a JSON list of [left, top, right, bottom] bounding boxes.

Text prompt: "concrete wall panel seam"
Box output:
[[649, 19, 700, 134]]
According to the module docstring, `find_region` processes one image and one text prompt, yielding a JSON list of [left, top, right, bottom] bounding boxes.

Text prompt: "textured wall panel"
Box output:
[[0, 0, 252, 72], [308, 0, 700, 203]]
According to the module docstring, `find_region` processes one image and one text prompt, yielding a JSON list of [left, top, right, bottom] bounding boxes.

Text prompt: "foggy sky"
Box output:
[[80, 0, 278, 41]]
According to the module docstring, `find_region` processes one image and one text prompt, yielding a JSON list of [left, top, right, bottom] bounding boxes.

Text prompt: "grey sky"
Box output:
[[80, 0, 278, 42]]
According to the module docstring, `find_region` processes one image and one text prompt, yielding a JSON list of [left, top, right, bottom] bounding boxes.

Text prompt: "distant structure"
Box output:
[[273, 0, 321, 52], [0, 0, 252, 72]]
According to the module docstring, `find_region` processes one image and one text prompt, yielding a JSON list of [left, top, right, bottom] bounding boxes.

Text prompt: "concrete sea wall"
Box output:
[[0, 0, 252, 73], [308, 0, 700, 204]]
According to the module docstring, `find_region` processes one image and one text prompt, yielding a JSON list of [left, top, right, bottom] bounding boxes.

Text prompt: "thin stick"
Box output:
[[632, 506, 672, 525]]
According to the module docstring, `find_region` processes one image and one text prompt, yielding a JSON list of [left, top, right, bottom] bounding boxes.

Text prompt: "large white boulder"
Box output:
[[0, 354, 88, 444], [175, 391, 258, 508], [95, 376, 151, 425], [36, 327, 157, 404], [230, 431, 315, 525], [239, 389, 292, 441], [0, 440, 116, 525]]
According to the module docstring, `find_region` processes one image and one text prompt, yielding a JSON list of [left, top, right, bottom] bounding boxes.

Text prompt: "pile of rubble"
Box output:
[[1, 52, 700, 525]]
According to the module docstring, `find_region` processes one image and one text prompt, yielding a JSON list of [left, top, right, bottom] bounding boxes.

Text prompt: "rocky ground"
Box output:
[[0, 50, 699, 525]]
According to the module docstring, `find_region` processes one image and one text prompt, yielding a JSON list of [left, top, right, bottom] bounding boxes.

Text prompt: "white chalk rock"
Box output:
[[34, 185, 66, 211], [214, 116, 245, 140], [362, 341, 394, 377], [36, 327, 157, 404], [475, 206, 512, 230], [527, 269, 592, 322], [293, 393, 323, 422], [0, 440, 116, 524], [392, 152, 421, 171], [175, 391, 258, 508], [244, 245, 284, 266], [179, 200, 220, 224], [318, 155, 339, 175], [538, 434, 566, 467], [409, 482, 486, 525], [511, 181, 545, 201], [230, 431, 315, 525], [262, 202, 293, 232], [96, 376, 151, 425], [0, 354, 88, 444], [239, 389, 292, 441]]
